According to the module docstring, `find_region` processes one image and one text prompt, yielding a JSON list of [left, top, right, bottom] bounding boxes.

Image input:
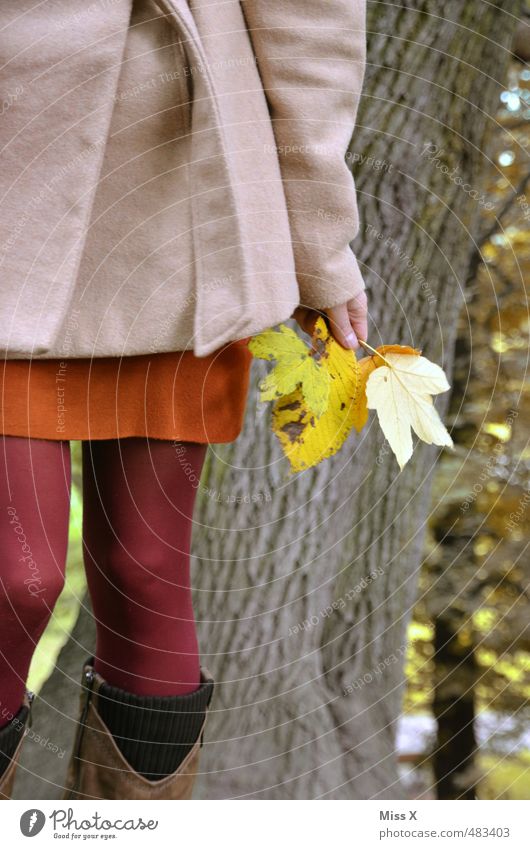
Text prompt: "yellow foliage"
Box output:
[[271, 317, 362, 472], [248, 323, 330, 417]]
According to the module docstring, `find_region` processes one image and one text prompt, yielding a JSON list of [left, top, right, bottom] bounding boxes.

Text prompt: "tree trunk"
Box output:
[[433, 616, 478, 799], [13, 600, 95, 800], [15, 0, 519, 801]]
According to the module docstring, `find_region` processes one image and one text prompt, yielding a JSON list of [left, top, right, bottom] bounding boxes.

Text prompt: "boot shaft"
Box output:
[[62, 657, 214, 800]]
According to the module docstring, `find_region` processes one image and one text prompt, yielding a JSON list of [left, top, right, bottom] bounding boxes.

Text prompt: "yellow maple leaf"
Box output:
[[271, 317, 362, 472], [248, 324, 330, 417]]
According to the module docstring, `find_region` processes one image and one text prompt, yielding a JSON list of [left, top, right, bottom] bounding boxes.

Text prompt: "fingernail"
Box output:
[[345, 332, 357, 349]]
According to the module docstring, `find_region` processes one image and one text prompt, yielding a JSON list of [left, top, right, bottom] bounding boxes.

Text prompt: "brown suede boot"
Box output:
[[0, 690, 35, 800], [62, 657, 214, 800]]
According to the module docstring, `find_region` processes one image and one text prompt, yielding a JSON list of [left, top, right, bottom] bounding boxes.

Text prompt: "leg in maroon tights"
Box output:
[[0, 436, 70, 728], [81, 437, 207, 697]]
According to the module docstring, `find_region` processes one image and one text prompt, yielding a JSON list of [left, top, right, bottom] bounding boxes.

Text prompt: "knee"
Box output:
[[93, 536, 182, 599]]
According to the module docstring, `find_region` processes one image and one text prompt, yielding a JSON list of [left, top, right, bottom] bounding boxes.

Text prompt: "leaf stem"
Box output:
[[357, 338, 393, 367]]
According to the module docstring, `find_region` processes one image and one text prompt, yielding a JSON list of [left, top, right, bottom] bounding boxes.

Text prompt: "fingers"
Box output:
[[326, 302, 359, 350], [348, 290, 368, 346], [293, 292, 369, 352], [292, 306, 320, 337]]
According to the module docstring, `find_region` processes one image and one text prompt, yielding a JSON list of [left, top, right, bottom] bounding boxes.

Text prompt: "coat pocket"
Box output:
[[171, 23, 193, 138], [151, 0, 192, 139]]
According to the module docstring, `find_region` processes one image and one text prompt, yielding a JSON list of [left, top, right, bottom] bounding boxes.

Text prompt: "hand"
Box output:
[[293, 290, 368, 351]]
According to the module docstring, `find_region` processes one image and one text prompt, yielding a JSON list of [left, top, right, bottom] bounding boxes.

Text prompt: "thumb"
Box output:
[[325, 303, 358, 350]]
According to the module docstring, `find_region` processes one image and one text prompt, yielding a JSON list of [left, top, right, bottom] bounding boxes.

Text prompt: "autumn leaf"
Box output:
[[355, 344, 422, 432], [364, 350, 454, 469], [248, 324, 330, 417], [271, 317, 362, 472]]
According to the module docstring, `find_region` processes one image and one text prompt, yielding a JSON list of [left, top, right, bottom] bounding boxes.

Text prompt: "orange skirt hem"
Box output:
[[0, 342, 252, 443]]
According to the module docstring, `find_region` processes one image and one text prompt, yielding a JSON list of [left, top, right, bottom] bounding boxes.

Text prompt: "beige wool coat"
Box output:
[[0, 0, 366, 359]]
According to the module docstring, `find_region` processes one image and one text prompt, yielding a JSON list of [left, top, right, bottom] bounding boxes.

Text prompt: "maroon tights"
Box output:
[[0, 435, 206, 729]]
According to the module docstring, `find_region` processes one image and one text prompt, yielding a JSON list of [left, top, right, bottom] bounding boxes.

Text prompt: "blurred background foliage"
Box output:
[[402, 49, 530, 799], [27, 26, 529, 803]]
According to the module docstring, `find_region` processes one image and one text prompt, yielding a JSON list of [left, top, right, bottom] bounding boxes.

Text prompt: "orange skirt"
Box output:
[[0, 341, 252, 443]]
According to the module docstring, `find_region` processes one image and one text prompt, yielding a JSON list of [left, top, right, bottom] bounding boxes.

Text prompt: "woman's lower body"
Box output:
[[1, 433, 206, 715], [0, 433, 211, 790], [0, 337, 251, 799]]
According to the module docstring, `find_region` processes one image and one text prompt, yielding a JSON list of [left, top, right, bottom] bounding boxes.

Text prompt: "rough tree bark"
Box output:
[[14, 0, 520, 801], [15, 600, 96, 799]]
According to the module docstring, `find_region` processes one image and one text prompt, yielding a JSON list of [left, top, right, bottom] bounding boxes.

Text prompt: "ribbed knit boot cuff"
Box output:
[[95, 675, 214, 781]]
